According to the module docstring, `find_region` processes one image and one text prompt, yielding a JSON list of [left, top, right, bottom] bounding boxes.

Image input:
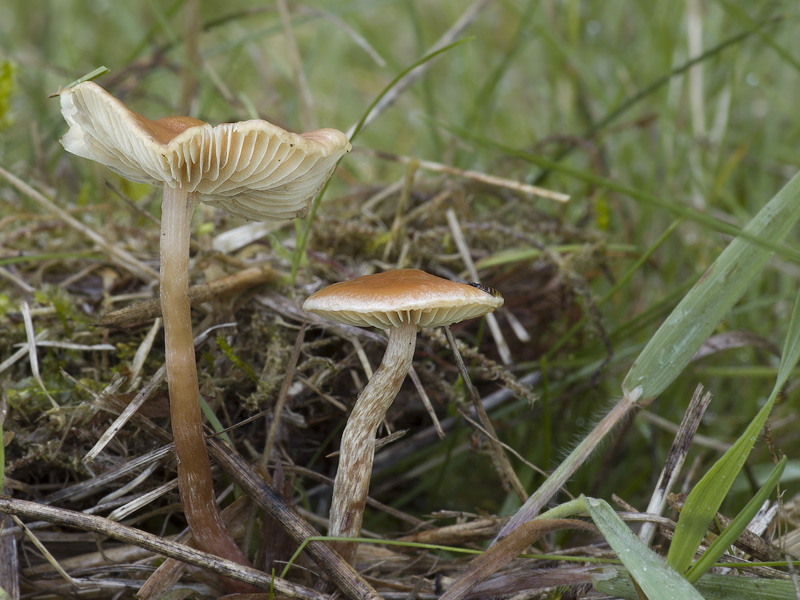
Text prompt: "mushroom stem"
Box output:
[[160, 186, 253, 591], [328, 321, 418, 565]]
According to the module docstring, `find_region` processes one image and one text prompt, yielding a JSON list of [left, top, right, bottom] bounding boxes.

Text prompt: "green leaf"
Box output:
[[624, 169, 800, 400], [685, 456, 786, 583], [666, 383, 776, 575], [581, 496, 703, 600], [61, 66, 110, 91], [596, 571, 800, 600], [775, 273, 800, 387], [667, 286, 800, 574]]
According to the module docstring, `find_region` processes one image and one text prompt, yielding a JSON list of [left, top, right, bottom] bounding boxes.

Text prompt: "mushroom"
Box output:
[[59, 81, 350, 587], [303, 269, 503, 565]]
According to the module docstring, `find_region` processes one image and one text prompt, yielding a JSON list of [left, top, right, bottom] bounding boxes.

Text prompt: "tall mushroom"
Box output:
[[59, 81, 350, 587], [303, 269, 503, 565]]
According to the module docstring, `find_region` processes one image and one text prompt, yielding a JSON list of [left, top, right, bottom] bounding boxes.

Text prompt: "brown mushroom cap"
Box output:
[[60, 81, 351, 221], [303, 269, 504, 330]]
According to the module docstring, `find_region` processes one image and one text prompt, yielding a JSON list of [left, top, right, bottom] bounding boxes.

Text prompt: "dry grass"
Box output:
[[0, 163, 602, 596], [3, 1, 800, 598]]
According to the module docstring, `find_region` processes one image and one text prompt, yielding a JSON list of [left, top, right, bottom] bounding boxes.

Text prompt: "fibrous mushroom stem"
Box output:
[[160, 186, 253, 592], [328, 322, 418, 565]]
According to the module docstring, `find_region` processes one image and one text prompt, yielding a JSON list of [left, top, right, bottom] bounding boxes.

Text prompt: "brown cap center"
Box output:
[[133, 114, 207, 145]]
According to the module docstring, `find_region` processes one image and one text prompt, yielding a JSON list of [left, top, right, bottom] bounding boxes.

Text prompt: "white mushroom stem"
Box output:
[[160, 186, 252, 590], [328, 321, 418, 565]]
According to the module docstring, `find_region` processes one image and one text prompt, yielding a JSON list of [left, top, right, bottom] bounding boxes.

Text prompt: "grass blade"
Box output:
[[60, 66, 110, 91], [427, 119, 800, 262], [289, 37, 473, 285], [663, 390, 777, 576], [667, 281, 800, 575], [596, 570, 800, 600], [684, 455, 786, 583], [581, 496, 703, 600], [347, 38, 473, 144], [623, 169, 800, 400], [495, 170, 800, 543]]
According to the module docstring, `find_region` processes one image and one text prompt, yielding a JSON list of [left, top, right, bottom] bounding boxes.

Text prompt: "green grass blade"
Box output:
[[61, 66, 110, 90], [544, 15, 786, 181], [596, 571, 800, 600], [347, 37, 473, 144], [624, 170, 800, 400], [684, 455, 786, 584], [426, 119, 800, 262], [666, 388, 776, 575], [581, 496, 703, 600], [494, 169, 800, 539], [546, 219, 683, 361], [716, 2, 800, 74], [667, 284, 800, 575], [775, 278, 800, 387], [290, 37, 473, 285]]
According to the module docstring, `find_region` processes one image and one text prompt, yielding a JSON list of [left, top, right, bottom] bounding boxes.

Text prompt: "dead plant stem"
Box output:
[[443, 326, 527, 502]]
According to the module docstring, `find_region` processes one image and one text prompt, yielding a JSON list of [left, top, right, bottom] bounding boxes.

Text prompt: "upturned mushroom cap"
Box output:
[[303, 269, 504, 330], [60, 81, 351, 221]]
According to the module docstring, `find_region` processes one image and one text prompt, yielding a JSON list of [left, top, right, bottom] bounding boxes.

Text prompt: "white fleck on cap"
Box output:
[[60, 81, 351, 221], [303, 269, 504, 330]]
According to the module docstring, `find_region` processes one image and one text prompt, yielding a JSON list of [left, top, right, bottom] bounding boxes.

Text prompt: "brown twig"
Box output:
[[359, 148, 570, 203], [100, 265, 277, 328], [207, 437, 382, 600], [61, 366, 380, 600], [0, 497, 322, 598]]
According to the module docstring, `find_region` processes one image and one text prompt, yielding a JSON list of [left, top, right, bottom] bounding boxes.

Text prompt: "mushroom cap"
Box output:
[[60, 81, 351, 221], [303, 269, 504, 330]]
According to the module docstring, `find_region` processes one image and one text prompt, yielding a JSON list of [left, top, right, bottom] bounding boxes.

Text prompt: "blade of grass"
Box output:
[[684, 455, 786, 583], [60, 66, 110, 90], [667, 277, 800, 575], [347, 38, 473, 145], [443, 495, 702, 600], [462, 0, 539, 143], [582, 496, 704, 600], [546, 219, 683, 360], [715, 1, 800, 73], [428, 119, 800, 263], [624, 168, 800, 400], [474, 244, 635, 270], [596, 570, 800, 600], [289, 37, 474, 285], [532, 14, 787, 185], [495, 170, 800, 543], [347, 0, 488, 138]]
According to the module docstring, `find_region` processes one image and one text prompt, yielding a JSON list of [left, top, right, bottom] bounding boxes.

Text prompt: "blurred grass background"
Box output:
[[2, 0, 800, 551]]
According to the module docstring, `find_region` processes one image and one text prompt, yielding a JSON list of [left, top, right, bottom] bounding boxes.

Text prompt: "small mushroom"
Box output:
[[60, 81, 350, 589], [303, 269, 503, 565]]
